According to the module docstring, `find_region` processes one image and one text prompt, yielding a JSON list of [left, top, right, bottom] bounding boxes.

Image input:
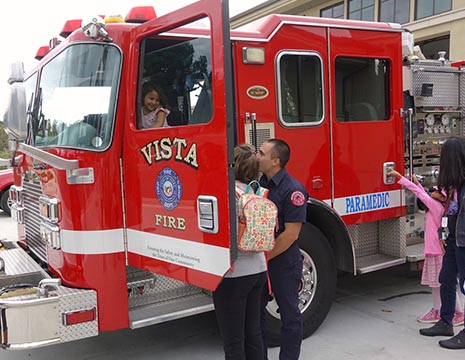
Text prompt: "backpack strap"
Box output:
[[245, 180, 261, 194]]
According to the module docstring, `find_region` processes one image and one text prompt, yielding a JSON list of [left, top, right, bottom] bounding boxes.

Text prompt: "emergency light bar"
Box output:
[[35, 46, 50, 61], [60, 19, 82, 38], [125, 6, 157, 23], [61, 16, 105, 38]]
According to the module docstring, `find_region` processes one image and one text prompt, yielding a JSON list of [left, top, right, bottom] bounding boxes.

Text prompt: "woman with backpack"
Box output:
[[213, 144, 268, 360]]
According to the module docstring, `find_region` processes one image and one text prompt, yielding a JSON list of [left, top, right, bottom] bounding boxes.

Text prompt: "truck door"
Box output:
[[329, 28, 404, 224], [122, 0, 235, 291]]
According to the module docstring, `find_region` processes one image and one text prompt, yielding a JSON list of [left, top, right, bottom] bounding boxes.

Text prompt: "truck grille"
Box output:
[[22, 175, 47, 263]]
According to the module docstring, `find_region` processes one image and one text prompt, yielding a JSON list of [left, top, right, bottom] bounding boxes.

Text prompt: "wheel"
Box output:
[[265, 223, 337, 346], [1, 188, 11, 216]]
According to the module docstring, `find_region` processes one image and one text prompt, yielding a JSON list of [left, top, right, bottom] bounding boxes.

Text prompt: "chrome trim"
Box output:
[[197, 196, 219, 234], [37, 279, 61, 298], [18, 143, 79, 170], [40, 221, 61, 250], [9, 186, 23, 206], [39, 196, 60, 223], [10, 204, 24, 224], [66, 167, 94, 185], [0, 296, 58, 308]]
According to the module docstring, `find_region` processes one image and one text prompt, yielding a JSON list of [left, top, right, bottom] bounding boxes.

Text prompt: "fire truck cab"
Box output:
[[1, 0, 463, 350]]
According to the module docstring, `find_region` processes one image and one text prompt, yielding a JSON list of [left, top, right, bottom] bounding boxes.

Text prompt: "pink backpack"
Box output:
[[235, 181, 277, 252]]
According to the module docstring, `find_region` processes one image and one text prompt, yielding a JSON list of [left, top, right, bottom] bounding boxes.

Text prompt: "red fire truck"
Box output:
[[1, 0, 463, 350]]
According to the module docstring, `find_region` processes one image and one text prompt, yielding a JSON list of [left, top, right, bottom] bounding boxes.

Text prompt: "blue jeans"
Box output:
[[439, 236, 465, 325]]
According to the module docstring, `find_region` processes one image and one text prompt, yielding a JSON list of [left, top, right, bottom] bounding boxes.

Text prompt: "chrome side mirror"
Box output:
[[7, 62, 24, 84], [4, 63, 27, 142]]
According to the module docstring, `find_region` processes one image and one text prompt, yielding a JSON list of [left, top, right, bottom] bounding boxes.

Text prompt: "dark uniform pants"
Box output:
[[262, 243, 303, 360]]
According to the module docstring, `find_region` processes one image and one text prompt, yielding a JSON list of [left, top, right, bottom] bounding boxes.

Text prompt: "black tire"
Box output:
[[1, 188, 11, 216], [265, 223, 337, 346]]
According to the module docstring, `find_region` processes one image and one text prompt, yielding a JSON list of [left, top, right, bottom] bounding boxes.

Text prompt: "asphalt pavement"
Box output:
[[1, 210, 465, 359]]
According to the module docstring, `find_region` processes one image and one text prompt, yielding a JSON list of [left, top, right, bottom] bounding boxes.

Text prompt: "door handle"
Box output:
[[197, 196, 219, 234], [383, 162, 396, 185]]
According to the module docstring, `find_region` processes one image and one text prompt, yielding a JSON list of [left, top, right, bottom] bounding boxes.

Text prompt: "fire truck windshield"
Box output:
[[33, 43, 121, 151]]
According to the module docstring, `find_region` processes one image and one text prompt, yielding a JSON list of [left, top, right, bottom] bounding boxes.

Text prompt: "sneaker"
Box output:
[[452, 312, 465, 327], [419, 319, 454, 337], [439, 330, 465, 349], [417, 308, 440, 323]]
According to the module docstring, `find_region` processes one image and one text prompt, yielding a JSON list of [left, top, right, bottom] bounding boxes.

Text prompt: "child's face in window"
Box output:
[[143, 90, 160, 112]]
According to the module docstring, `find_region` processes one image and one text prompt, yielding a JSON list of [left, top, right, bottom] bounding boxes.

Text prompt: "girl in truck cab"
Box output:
[[140, 82, 170, 129]]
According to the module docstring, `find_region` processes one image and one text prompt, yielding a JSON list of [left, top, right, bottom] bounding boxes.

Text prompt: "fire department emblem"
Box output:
[[290, 191, 306, 206], [156, 167, 182, 211]]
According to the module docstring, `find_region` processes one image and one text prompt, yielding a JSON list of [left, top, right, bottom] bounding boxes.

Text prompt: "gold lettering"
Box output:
[[172, 137, 187, 161], [139, 137, 198, 169], [155, 214, 163, 226], [177, 217, 186, 230], [184, 143, 198, 168], [140, 143, 153, 165], [153, 140, 162, 161], [154, 214, 187, 230], [160, 137, 172, 160]]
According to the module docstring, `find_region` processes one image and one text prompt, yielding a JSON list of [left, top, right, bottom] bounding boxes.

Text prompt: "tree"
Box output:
[[0, 122, 12, 167]]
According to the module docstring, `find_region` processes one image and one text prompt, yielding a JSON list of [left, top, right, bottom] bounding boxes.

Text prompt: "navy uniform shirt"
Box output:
[[260, 168, 308, 239]]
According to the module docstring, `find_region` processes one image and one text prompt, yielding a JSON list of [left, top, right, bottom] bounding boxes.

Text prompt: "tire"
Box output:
[[1, 188, 11, 216], [265, 223, 337, 346]]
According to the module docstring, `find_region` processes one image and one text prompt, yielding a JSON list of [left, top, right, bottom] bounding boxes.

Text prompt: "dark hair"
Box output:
[[141, 82, 169, 109], [234, 144, 259, 184], [266, 138, 290, 168], [437, 136, 465, 196]]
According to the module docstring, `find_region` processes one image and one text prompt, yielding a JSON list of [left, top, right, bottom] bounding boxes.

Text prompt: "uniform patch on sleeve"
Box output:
[[290, 191, 306, 206]]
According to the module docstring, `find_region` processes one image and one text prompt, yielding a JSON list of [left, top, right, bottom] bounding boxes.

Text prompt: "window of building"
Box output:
[[415, 35, 450, 60], [335, 57, 390, 122], [379, 0, 410, 24], [277, 52, 324, 126], [348, 0, 374, 21], [415, 0, 451, 20], [320, 2, 344, 19]]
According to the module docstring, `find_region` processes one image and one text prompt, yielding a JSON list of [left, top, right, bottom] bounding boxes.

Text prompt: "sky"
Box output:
[[0, 0, 267, 113]]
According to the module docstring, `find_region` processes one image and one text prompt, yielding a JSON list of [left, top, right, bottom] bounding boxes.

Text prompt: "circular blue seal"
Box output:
[[155, 167, 183, 211]]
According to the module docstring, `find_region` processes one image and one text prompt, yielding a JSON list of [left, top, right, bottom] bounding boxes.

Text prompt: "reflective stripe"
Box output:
[[127, 229, 231, 276], [333, 190, 402, 216], [61, 229, 124, 254]]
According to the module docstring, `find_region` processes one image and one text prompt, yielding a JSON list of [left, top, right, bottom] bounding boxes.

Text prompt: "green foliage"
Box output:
[[0, 122, 11, 162]]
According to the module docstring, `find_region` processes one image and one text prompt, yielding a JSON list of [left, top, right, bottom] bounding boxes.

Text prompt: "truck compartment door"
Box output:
[[329, 28, 404, 224]]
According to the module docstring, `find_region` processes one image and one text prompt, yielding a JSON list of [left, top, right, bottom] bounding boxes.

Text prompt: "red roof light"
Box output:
[[60, 19, 82, 38], [125, 6, 156, 23], [35, 46, 51, 60]]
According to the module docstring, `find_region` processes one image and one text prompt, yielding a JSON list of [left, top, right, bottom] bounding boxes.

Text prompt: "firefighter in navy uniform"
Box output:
[[257, 139, 308, 360]]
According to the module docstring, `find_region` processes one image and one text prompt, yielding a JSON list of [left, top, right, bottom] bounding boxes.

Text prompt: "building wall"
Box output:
[[231, 0, 465, 60]]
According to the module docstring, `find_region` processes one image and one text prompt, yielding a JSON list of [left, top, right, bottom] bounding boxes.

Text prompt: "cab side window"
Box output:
[[138, 37, 213, 129], [277, 51, 324, 126], [335, 57, 390, 122]]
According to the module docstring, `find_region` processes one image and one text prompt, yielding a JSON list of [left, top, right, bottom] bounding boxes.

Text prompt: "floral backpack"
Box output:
[[235, 180, 277, 252]]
